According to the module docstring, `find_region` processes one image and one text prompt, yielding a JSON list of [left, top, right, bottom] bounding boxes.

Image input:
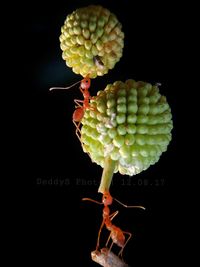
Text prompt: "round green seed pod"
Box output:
[[80, 80, 173, 177], [60, 5, 124, 78]]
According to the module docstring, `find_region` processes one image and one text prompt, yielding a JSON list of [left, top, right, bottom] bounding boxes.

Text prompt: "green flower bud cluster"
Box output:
[[81, 80, 173, 176], [59, 5, 124, 78]]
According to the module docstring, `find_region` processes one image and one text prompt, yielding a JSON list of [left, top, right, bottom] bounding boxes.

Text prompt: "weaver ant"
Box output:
[[49, 75, 94, 142], [82, 191, 145, 258]]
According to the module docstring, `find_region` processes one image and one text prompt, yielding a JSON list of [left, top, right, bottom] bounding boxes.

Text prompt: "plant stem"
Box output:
[[98, 156, 116, 193]]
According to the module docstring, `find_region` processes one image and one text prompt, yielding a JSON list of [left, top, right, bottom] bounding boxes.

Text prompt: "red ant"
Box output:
[[82, 191, 145, 258], [49, 75, 94, 142]]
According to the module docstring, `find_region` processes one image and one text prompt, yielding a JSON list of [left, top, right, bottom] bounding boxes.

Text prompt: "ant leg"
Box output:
[[74, 99, 96, 112], [74, 99, 97, 113], [76, 121, 82, 139], [109, 210, 119, 221], [118, 231, 132, 258], [96, 219, 105, 251], [74, 99, 84, 108], [105, 232, 112, 248], [73, 121, 82, 142], [108, 241, 114, 253], [73, 120, 89, 152], [86, 105, 98, 112], [73, 120, 92, 159], [105, 237, 114, 253]]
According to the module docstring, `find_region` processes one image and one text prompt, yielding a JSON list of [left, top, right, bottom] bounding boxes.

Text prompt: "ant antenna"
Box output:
[[49, 80, 81, 91], [82, 198, 103, 205], [113, 198, 146, 210]]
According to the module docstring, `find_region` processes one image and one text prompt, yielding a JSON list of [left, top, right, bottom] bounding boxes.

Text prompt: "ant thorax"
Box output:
[[82, 89, 90, 99], [103, 206, 110, 217]]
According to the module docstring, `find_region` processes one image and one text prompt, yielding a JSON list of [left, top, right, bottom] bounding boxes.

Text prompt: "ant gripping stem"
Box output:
[[82, 191, 145, 257], [49, 76, 93, 144], [71, 76, 94, 143]]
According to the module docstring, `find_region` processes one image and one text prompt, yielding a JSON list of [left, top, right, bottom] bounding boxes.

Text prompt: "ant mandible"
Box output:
[[82, 191, 145, 258], [49, 75, 94, 142]]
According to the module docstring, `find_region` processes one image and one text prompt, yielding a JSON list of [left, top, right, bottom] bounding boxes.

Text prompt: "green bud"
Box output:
[[149, 94, 161, 104], [135, 134, 146, 145], [117, 96, 126, 104], [117, 104, 126, 113], [136, 125, 148, 134], [125, 134, 135, 145], [127, 124, 137, 134], [131, 145, 140, 157], [149, 105, 160, 115], [96, 39, 104, 50], [119, 145, 131, 158], [117, 124, 127, 135], [113, 135, 124, 147], [127, 114, 137, 124], [81, 20, 88, 28], [137, 115, 148, 124], [116, 113, 126, 124], [98, 16, 106, 27], [128, 102, 138, 113], [128, 95, 137, 102], [89, 21, 96, 32], [82, 28, 90, 39], [107, 98, 116, 108], [138, 104, 150, 115], [108, 128, 118, 139], [110, 147, 120, 160], [99, 134, 111, 145], [85, 40, 92, 50], [97, 102, 107, 113], [96, 122, 107, 133]]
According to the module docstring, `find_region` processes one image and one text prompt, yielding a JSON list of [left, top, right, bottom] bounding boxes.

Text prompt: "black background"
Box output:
[[15, 0, 187, 266]]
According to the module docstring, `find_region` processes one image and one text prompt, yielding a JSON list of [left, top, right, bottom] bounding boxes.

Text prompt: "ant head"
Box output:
[[102, 191, 113, 206], [81, 76, 91, 90]]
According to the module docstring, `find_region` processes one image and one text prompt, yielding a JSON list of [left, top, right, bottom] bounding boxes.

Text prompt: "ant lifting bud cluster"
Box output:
[[82, 191, 145, 259]]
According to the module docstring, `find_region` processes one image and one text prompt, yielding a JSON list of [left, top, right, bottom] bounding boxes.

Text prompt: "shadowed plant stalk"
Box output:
[[98, 156, 116, 193]]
